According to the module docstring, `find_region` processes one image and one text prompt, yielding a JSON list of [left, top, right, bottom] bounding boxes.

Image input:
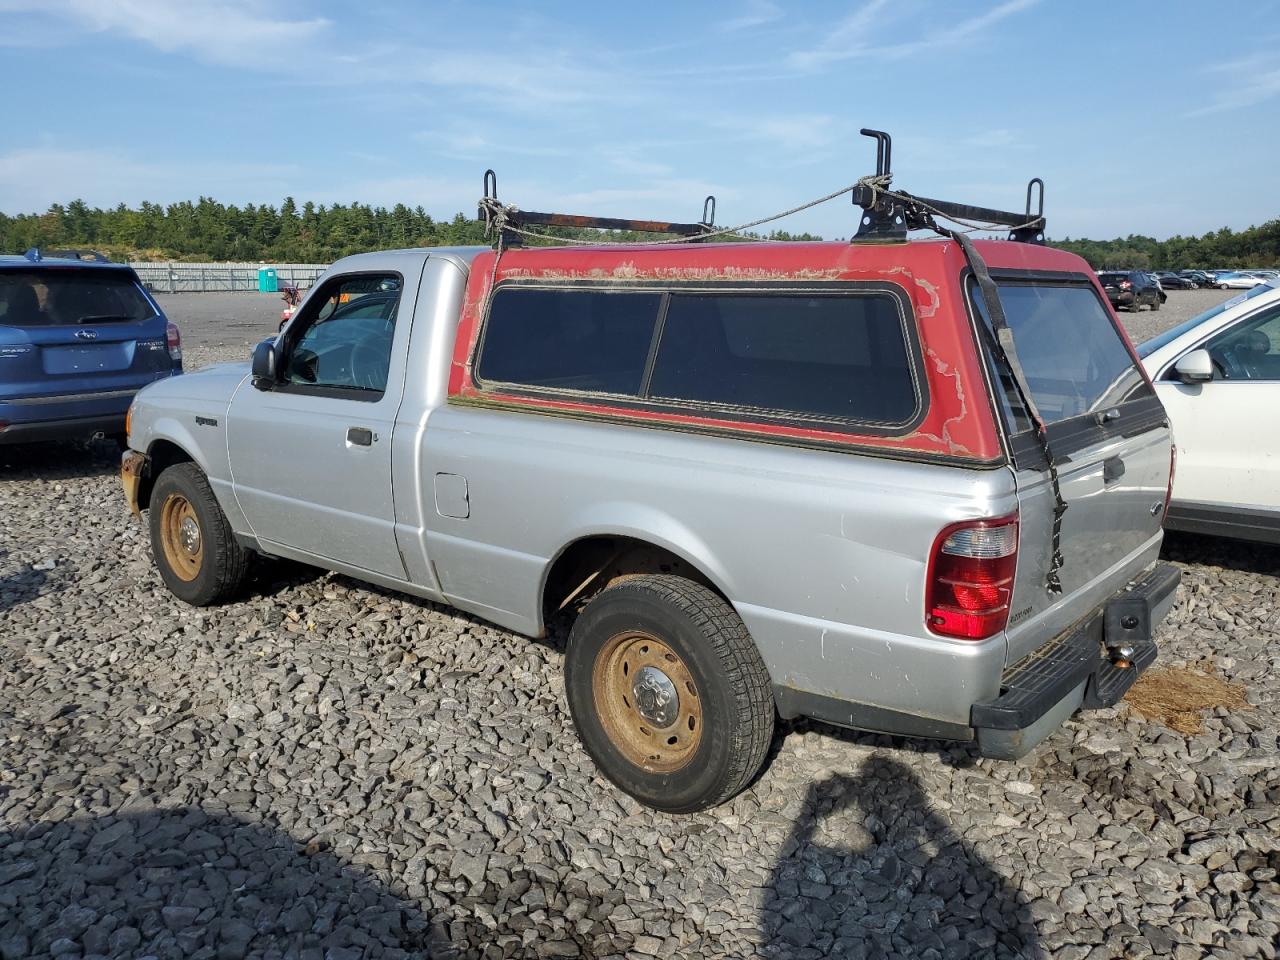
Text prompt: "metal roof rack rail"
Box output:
[[23, 247, 113, 263], [480, 169, 717, 247], [850, 129, 1046, 245]]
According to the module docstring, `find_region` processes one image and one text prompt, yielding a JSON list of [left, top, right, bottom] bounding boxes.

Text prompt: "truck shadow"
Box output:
[[0, 438, 120, 481], [1161, 530, 1280, 577], [761, 758, 1042, 959]]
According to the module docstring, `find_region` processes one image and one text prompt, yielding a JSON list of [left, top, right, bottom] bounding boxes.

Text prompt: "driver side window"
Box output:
[[1204, 305, 1280, 381], [283, 273, 401, 398]]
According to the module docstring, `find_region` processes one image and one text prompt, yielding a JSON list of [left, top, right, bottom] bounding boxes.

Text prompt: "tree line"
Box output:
[[0, 197, 1275, 268]]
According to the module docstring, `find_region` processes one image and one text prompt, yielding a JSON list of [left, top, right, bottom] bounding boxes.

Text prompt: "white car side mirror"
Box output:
[[1174, 348, 1214, 384]]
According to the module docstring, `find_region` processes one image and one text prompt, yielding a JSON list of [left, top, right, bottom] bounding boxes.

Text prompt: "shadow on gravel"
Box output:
[[1161, 530, 1280, 577], [762, 757, 1041, 960], [780, 718, 981, 771], [0, 439, 120, 481], [0, 548, 73, 613], [0, 807, 439, 960]]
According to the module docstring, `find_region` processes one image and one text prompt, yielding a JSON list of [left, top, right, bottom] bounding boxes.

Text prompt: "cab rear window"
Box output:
[[971, 280, 1154, 431], [0, 270, 155, 327], [477, 286, 920, 428]]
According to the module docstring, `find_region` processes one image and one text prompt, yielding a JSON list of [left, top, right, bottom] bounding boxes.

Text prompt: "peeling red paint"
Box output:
[[449, 240, 1096, 464]]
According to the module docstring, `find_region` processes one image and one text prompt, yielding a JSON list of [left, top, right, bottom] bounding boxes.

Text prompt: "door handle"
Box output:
[[346, 426, 374, 446], [1103, 455, 1125, 483]]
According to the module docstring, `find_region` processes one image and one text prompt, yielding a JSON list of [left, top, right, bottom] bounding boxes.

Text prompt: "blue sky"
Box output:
[[1, 0, 1277, 240]]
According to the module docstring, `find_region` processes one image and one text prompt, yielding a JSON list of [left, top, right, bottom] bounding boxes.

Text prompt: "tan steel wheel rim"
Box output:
[[159, 494, 202, 582], [592, 630, 702, 774]]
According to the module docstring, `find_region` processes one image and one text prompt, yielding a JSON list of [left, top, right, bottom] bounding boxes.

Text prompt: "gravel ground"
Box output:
[[1119, 288, 1238, 345], [2, 288, 1278, 960]]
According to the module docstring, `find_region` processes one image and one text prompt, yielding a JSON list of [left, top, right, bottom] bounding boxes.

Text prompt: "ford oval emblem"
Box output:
[[74, 329, 99, 341]]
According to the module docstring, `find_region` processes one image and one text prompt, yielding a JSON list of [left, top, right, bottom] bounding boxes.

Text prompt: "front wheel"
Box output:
[[148, 462, 250, 605], [564, 575, 775, 813], [1220, 283, 1230, 289]]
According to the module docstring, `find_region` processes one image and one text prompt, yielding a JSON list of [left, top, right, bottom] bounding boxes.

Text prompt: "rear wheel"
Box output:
[[149, 462, 250, 605], [1220, 282, 1230, 289], [564, 574, 775, 813], [1150, 294, 1161, 311]]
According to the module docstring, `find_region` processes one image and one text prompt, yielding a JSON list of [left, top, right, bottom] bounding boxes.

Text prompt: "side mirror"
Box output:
[[1174, 348, 1214, 384], [251, 338, 278, 391]]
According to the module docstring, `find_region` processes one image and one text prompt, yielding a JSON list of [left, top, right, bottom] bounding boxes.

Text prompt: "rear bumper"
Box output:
[[971, 562, 1181, 759], [0, 387, 136, 444], [0, 412, 126, 444]]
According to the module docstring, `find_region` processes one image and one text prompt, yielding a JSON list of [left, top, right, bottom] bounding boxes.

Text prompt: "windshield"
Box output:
[[0, 269, 155, 327], [1137, 282, 1278, 357], [971, 280, 1154, 431]]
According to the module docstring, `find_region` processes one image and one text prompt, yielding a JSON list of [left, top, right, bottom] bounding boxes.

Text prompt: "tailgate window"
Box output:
[[0, 270, 154, 327], [970, 280, 1154, 433]]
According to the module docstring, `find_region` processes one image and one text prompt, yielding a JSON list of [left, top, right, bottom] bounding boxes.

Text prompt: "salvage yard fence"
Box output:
[[127, 261, 329, 293]]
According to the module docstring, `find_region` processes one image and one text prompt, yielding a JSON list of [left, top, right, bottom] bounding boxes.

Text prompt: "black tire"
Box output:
[[1150, 295, 1161, 312], [148, 462, 250, 605], [564, 574, 775, 813], [1220, 283, 1229, 289]]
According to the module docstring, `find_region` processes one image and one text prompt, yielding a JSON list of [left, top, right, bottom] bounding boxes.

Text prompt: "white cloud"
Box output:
[[788, 0, 1038, 69], [1188, 51, 1280, 117], [725, 113, 840, 152], [721, 0, 783, 32], [0, 146, 300, 213], [786, 0, 893, 69], [0, 0, 330, 68]]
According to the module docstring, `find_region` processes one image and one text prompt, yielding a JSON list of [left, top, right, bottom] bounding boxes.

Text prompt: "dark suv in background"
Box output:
[[0, 249, 182, 445], [1097, 270, 1167, 311], [1155, 271, 1194, 289]]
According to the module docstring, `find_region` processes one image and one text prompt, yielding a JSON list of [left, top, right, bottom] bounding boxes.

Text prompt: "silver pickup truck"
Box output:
[[122, 235, 1179, 812]]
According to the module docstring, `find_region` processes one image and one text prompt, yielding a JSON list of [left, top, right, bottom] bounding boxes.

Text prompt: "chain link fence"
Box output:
[[128, 262, 329, 293]]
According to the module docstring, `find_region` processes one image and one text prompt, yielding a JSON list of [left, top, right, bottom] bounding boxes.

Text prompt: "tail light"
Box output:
[[926, 515, 1019, 640], [1120, 281, 1132, 290], [166, 320, 182, 361]]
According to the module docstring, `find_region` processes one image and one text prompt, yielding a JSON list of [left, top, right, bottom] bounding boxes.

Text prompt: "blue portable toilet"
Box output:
[[258, 267, 278, 293]]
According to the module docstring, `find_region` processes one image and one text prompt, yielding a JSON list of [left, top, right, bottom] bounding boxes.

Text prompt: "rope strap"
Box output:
[[476, 178, 1066, 595], [944, 229, 1068, 595]]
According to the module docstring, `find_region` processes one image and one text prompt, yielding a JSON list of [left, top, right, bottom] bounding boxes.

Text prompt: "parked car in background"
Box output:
[[1156, 271, 1195, 289], [1178, 270, 1214, 287], [1138, 280, 1280, 543], [1, 249, 182, 445], [1215, 272, 1267, 289], [1097, 270, 1167, 310]]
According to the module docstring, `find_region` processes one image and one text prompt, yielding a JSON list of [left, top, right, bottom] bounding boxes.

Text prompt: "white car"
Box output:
[[1214, 271, 1267, 289], [1139, 281, 1280, 543]]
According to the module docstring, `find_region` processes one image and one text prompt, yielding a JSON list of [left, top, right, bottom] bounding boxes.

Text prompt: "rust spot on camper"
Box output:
[[499, 263, 844, 283], [916, 345, 974, 457], [913, 276, 941, 318]]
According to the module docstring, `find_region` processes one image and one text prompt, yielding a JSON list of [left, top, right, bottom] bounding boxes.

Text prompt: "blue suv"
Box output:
[[0, 249, 181, 445]]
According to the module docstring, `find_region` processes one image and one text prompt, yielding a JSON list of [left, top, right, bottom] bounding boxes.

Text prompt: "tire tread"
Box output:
[[600, 574, 774, 809], [150, 462, 250, 605]]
